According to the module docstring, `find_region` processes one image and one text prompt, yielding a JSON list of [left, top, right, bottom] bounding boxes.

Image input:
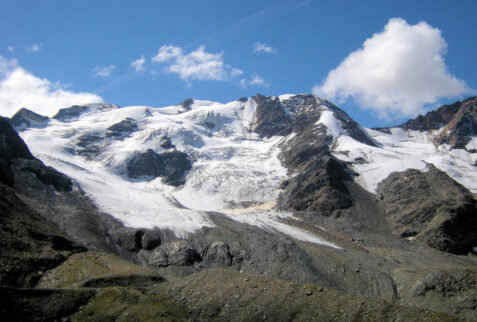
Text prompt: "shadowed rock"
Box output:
[[377, 164, 477, 254], [127, 149, 192, 186], [0, 117, 34, 186]]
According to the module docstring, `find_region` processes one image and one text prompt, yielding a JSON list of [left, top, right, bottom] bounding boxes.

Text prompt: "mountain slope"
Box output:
[[4, 95, 477, 319]]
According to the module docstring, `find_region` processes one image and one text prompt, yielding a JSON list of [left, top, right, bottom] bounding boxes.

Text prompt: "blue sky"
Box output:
[[1, 0, 476, 127]]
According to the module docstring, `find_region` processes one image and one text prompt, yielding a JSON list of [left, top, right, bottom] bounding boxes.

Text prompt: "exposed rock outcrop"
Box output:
[[0, 117, 34, 186], [377, 164, 477, 254], [127, 149, 192, 186], [106, 117, 138, 139], [398, 97, 477, 149], [53, 103, 119, 122], [251, 94, 292, 137], [10, 108, 49, 130], [0, 183, 85, 288]]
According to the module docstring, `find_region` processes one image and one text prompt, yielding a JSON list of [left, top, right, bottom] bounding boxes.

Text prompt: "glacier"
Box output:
[[17, 95, 477, 246]]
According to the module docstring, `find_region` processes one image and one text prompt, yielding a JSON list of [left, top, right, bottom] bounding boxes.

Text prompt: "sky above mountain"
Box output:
[[1, 0, 476, 127]]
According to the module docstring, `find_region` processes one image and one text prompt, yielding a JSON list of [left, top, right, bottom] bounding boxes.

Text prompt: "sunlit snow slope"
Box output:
[[330, 126, 477, 194], [18, 99, 339, 248], [17, 95, 477, 247]]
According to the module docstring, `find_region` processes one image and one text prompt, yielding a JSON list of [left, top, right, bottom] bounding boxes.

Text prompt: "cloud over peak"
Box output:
[[0, 56, 103, 117], [152, 45, 242, 82], [313, 18, 473, 119]]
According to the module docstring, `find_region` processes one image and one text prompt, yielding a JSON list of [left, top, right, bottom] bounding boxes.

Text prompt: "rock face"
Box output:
[[53, 105, 91, 121], [10, 108, 49, 130], [180, 98, 194, 112], [0, 117, 34, 186], [127, 149, 192, 186], [106, 118, 138, 139], [53, 103, 119, 122], [398, 96, 477, 149], [398, 101, 462, 132], [433, 97, 477, 149], [377, 164, 477, 254], [15, 159, 73, 192], [252, 94, 373, 215], [251, 94, 292, 138], [0, 182, 85, 288]]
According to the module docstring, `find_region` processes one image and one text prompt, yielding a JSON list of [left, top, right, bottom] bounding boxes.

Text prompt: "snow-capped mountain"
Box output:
[[3, 94, 477, 319], [13, 95, 477, 241]]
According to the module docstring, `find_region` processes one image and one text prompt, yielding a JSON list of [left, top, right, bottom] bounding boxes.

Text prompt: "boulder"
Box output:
[[148, 240, 200, 267]]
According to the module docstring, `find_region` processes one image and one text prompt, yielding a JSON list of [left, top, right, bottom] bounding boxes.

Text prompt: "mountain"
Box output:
[[1, 95, 477, 320]]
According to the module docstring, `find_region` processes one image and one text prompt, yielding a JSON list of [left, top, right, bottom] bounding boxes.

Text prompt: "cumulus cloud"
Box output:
[[131, 55, 146, 72], [26, 43, 42, 52], [8, 46, 14, 53], [152, 45, 243, 82], [240, 74, 269, 88], [253, 42, 276, 54], [0, 56, 103, 117], [93, 65, 115, 78], [313, 18, 473, 119]]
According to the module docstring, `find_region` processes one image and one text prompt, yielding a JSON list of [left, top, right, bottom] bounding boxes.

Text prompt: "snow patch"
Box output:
[[316, 110, 344, 140]]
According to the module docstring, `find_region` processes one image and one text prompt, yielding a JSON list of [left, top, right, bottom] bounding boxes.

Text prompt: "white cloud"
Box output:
[[239, 74, 269, 88], [152, 45, 242, 82], [8, 46, 14, 53], [26, 43, 42, 52], [93, 65, 115, 78], [253, 42, 276, 54], [131, 55, 146, 72], [313, 18, 474, 119], [0, 56, 103, 117], [152, 45, 183, 63]]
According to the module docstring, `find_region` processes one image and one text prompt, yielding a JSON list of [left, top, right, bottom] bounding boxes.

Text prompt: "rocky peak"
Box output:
[[433, 97, 477, 149], [252, 94, 376, 147], [251, 94, 292, 138], [397, 97, 477, 149], [53, 103, 119, 122], [10, 108, 49, 130], [398, 102, 462, 132], [178, 98, 194, 113]]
